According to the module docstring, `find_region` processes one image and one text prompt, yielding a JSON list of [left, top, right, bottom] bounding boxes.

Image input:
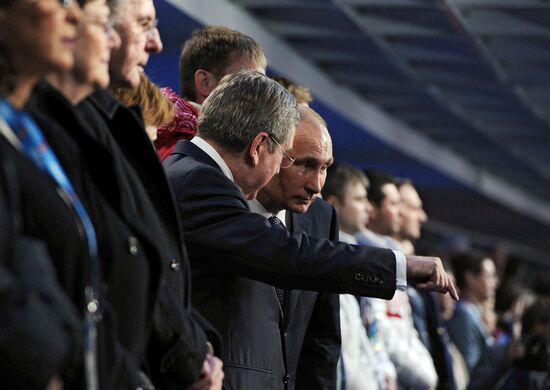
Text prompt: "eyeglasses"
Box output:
[[269, 135, 295, 169]]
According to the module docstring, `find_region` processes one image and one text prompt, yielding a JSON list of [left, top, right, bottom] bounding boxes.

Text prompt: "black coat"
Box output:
[[28, 85, 158, 389], [0, 121, 82, 389], [27, 84, 211, 389], [77, 88, 213, 389], [163, 140, 398, 389]]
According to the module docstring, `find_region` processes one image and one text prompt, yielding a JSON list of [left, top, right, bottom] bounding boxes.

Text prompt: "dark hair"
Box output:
[[179, 26, 266, 101], [495, 281, 524, 313], [0, 40, 15, 96], [0, 0, 15, 96], [322, 162, 369, 204], [522, 297, 550, 337], [451, 250, 490, 289], [364, 169, 396, 207]]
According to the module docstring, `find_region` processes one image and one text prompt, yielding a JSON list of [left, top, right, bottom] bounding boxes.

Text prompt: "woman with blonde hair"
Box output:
[[112, 73, 175, 141]]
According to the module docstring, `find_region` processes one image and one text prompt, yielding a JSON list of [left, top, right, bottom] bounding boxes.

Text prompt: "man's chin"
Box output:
[[289, 201, 311, 214]]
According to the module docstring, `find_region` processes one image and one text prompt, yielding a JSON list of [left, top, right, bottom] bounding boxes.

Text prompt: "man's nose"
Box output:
[[146, 28, 163, 54], [306, 173, 322, 195]]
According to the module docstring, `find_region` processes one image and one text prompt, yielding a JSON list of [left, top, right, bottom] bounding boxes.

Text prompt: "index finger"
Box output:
[[447, 278, 459, 301]]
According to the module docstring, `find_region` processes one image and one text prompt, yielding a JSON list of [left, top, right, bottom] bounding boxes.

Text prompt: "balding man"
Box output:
[[247, 106, 338, 389]]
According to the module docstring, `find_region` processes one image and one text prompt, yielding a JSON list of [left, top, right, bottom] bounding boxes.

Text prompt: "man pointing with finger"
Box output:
[[164, 70, 457, 389]]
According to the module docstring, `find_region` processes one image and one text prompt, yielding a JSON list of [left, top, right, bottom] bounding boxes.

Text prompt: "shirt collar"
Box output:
[[191, 136, 234, 182], [248, 199, 287, 227], [339, 230, 358, 245]]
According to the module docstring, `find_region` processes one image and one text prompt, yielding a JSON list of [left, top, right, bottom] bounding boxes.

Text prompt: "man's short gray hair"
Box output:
[[198, 70, 299, 153]]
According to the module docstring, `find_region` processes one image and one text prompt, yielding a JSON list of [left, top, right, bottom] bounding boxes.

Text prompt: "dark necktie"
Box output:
[[268, 215, 287, 309]]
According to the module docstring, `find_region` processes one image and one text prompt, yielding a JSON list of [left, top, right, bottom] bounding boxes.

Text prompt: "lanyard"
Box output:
[[0, 98, 100, 390]]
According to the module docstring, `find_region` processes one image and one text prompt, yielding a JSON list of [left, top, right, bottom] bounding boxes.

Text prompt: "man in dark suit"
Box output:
[[249, 106, 340, 389], [164, 70, 458, 389]]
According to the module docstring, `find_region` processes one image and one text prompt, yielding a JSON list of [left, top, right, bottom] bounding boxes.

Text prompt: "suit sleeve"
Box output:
[[147, 278, 209, 389], [169, 165, 397, 298]]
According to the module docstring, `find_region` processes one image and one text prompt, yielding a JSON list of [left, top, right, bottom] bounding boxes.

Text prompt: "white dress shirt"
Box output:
[[248, 199, 286, 226], [191, 136, 234, 181]]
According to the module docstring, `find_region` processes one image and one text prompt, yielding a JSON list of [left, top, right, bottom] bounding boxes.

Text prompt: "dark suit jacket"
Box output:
[[27, 84, 211, 389], [287, 200, 341, 390], [163, 140, 398, 389]]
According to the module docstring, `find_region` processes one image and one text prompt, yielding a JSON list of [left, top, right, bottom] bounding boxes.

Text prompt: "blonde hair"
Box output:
[[112, 74, 175, 128], [271, 76, 313, 105]]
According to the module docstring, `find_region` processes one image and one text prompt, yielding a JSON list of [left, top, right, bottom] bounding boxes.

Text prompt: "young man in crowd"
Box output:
[[156, 26, 267, 159], [354, 170, 438, 390], [323, 163, 397, 390], [448, 251, 499, 374], [393, 179, 457, 390]]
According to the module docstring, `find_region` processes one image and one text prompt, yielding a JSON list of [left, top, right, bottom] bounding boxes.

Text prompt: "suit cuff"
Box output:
[[392, 250, 407, 290]]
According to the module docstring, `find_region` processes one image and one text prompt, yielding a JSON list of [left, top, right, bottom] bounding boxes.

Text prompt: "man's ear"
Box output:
[[194, 69, 218, 102], [248, 132, 269, 167]]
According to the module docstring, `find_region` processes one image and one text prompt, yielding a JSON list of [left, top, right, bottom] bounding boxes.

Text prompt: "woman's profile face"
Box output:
[[74, 0, 120, 88], [0, 0, 80, 78]]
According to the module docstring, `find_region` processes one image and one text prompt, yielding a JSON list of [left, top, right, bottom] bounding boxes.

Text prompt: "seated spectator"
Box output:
[[447, 251, 499, 374], [494, 281, 530, 346], [437, 262, 470, 390], [496, 297, 550, 389]]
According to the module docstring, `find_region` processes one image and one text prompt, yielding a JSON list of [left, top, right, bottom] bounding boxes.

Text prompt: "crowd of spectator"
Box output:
[[1, 1, 549, 390]]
